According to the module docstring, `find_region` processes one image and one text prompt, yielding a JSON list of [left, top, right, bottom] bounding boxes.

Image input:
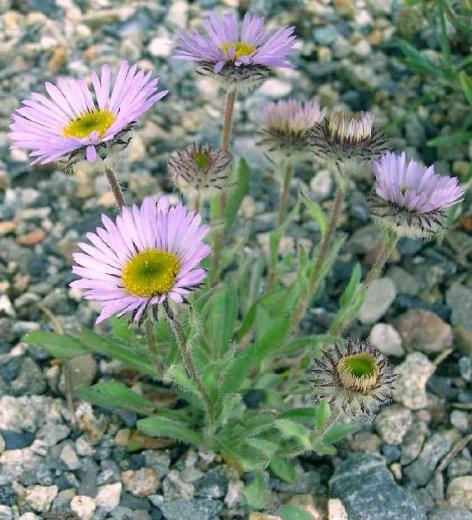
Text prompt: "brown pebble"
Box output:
[[18, 228, 46, 246], [0, 221, 16, 236]]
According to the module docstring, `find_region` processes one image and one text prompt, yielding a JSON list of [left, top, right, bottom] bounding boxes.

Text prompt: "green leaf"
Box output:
[[302, 194, 328, 237], [274, 419, 312, 449], [166, 364, 205, 410], [397, 39, 443, 78], [245, 438, 278, 458], [339, 263, 361, 309], [314, 400, 331, 430], [427, 131, 472, 147], [225, 158, 250, 230], [77, 330, 160, 379], [25, 331, 89, 359], [243, 472, 269, 510], [222, 317, 290, 393], [137, 416, 204, 447], [279, 504, 315, 520], [278, 335, 331, 357], [269, 457, 296, 483], [205, 284, 238, 357], [79, 382, 156, 414], [323, 423, 358, 444], [282, 408, 317, 424]]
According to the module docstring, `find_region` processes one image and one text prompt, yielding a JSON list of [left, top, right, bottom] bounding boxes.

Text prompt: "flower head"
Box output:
[[307, 110, 388, 163], [369, 152, 464, 238], [311, 339, 396, 419], [9, 62, 168, 165], [70, 197, 210, 324], [259, 99, 326, 161], [168, 143, 233, 196], [173, 12, 296, 91]]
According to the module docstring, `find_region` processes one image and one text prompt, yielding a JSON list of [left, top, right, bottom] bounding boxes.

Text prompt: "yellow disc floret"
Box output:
[[336, 352, 379, 394], [218, 41, 256, 59], [121, 248, 180, 298], [63, 109, 116, 139]]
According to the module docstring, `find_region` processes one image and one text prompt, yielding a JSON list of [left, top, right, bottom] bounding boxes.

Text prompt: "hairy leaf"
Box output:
[[269, 457, 296, 483], [137, 416, 204, 447], [323, 423, 358, 444], [25, 331, 89, 359], [243, 471, 269, 510], [274, 419, 312, 449], [225, 158, 250, 230], [205, 284, 238, 357]]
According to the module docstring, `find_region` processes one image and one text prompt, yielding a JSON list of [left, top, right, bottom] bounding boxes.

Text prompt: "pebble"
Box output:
[[357, 278, 396, 324], [18, 229, 46, 246], [396, 353, 435, 410], [60, 443, 81, 470], [330, 454, 426, 519], [375, 405, 413, 445], [24, 485, 58, 513], [369, 323, 404, 357], [447, 477, 472, 510], [159, 499, 223, 520], [328, 498, 348, 519], [70, 495, 96, 520], [122, 468, 159, 497], [429, 507, 472, 520], [396, 309, 453, 353], [446, 283, 472, 329], [95, 482, 122, 512], [0, 506, 13, 520]]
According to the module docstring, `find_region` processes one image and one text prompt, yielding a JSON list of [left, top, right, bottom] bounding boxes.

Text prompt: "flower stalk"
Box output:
[[163, 301, 213, 421], [277, 161, 294, 227], [103, 165, 127, 208]]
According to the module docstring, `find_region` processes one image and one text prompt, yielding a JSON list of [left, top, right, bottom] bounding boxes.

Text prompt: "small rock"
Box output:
[[95, 482, 122, 512], [18, 229, 46, 246], [330, 454, 426, 519], [0, 221, 16, 236], [447, 477, 472, 510], [60, 443, 81, 470], [24, 485, 58, 513], [446, 283, 472, 330], [396, 309, 452, 353], [0, 505, 13, 520], [401, 424, 426, 465], [396, 353, 435, 410], [159, 499, 223, 520], [357, 278, 396, 324], [386, 266, 419, 296], [348, 431, 382, 454], [429, 507, 472, 520], [375, 405, 413, 445], [450, 410, 469, 433], [36, 422, 70, 447], [122, 468, 159, 497], [369, 323, 404, 357], [310, 170, 332, 200], [328, 498, 348, 519], [70, 495, 96, 520]]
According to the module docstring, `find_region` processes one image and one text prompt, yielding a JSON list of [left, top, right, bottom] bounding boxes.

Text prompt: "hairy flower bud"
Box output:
[[311, 339, 396, 419], [307, 110, 388, 163], [168, 143, 233, 196]]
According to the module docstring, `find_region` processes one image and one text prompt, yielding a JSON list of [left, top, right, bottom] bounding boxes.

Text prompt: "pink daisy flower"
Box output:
[[70, 196, 211, 324], [8, 62, 168, 165]]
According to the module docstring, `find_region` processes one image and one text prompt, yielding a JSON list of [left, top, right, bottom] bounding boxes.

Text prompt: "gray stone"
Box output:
[[36, 422, 70, 447], [0, 505, 13, 520], [330, 454, 426, 520], [386, 266, 419, 296], [397, 309, 452, 354], [405, 434, 453, 487], [401, 423, 426, 465], [396, 353, 435, 410], [347, 225, 383, 254], [11, 357, 46, 395], [375, 405, 413, 445], [447, 476, 472, 510], [358, 278, 396, 324], [446, 283, 472, 330], [450, 410, 470, 433], [429, 507, 472, 520], [196, 471, 227, 499], [159, 499, 223, 520], [142, 450, 171, 479], [369, 323, 404, 357]]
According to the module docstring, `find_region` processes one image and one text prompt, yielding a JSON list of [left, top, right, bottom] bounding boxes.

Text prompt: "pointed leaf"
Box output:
[[243, 472, 269, 510], [225, 158, 250, 230], [339, 263, 361, 309], [279, 504, 316, 520], [25, 331, 89, 359], [274, 419, 312, 449], [206, 284, 238, 356], [323, 423, 358, 444], [314, 400, 331, 430], [137, 416, 204, 447], [302, 194, 328, 237], [269, 457, 296, 483]]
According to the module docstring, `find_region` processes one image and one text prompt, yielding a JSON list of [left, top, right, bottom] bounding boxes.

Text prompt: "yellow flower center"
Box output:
[[63, 109, 116, 139], [121, 249, 180, 298], [218, 41, 256, 59], [336, 352, 379, 393]]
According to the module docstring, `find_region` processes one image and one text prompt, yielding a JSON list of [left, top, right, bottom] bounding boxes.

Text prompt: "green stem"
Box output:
[[290, 176, 347, 329], [103, 166, 127, 208], [211, 89, 237, 284], [163, 302, 213, 421], [145, 317, 158, 362], [277, 161, 294, 226]]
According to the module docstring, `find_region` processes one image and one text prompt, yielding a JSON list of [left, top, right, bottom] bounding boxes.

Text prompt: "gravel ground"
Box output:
[[0, 0, 471, 519]]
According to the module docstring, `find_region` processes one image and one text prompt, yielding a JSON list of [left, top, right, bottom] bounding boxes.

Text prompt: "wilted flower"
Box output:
[[168, 143, 233, 195], [173, 12, 296, 91], [369, 152, 463, 238], [311, 339, 396, 419], [70, 197, 210, 324], [259, 99, 326, 161], [9, 62, 168, 166], [307, 110, 388, 163]]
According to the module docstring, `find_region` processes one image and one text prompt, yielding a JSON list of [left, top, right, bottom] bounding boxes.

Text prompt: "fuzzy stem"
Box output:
[[211, 89, 237, 284], [145, 317, 158, 362], [192, 192, 202, 214], [163, 302, 213, 420], [329, 228, 399, 337], [290, 177, 346, 329], [104, 166, 127, 208], [277, 161, 294, 227]]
